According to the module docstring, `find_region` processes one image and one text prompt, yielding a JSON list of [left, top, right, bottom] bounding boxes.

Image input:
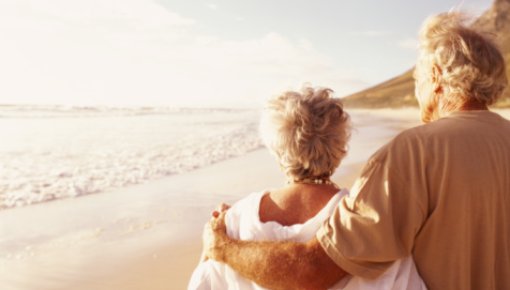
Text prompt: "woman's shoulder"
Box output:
[[225, 191, 267, 238], [225, 188, 348, 240], [227, 191, 266, 218]]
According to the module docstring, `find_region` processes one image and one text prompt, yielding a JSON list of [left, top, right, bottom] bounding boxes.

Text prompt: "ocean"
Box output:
[[0, 105, 430, 211], [0, 105, 262, 209]]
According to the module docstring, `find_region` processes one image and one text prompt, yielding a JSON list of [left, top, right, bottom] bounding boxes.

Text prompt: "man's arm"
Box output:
[[203, 211, 348, 290]]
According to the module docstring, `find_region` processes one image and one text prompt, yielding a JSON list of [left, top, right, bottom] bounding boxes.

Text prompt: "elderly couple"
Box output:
[[189, 12, 510, 290]]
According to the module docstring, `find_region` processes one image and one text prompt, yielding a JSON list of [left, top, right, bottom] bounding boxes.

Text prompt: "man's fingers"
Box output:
[[219, 203, 231, 212], [213, 203, 231, 216], [210, 210, 227, 231], [201, 210, 228, 262]]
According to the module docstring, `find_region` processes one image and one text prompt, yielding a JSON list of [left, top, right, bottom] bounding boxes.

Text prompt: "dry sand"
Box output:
[[3, 108, 507, 290]]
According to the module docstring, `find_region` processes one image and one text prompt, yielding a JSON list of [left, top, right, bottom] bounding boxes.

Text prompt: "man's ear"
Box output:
[[431, 64, 443, 94]]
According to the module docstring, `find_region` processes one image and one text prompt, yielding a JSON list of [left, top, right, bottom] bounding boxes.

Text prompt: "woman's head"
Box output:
[[414, 12, 508, 122], [260, 86, 351, 181]]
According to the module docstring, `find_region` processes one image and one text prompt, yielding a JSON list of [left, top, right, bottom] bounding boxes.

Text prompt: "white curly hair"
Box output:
[[259, 86, 351, 181]]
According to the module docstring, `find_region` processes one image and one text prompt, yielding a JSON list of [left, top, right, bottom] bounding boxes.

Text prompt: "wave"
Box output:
[[0, 108, 262, 209], [0, 104, 254, 119]]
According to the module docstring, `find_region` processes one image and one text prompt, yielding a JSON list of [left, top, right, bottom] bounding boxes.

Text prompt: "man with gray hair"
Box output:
[[202, 12, 510, 290]]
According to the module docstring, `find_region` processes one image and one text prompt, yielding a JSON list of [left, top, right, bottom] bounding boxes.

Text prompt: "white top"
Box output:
[[188, 189, 427, 290]]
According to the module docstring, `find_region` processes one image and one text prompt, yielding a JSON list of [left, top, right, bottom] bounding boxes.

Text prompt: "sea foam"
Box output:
[[0, 106, 262, 209]]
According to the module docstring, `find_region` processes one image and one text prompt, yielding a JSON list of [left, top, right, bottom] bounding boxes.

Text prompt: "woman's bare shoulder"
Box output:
[[259, 186, 340, 226]]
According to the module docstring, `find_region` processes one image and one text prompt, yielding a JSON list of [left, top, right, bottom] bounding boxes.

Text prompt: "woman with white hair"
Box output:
[[188, 87, 426, 289], [198, 11, 510, 290]]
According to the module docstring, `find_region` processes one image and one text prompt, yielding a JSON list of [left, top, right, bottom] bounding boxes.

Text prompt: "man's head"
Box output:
[[414, 12, 508, 123]]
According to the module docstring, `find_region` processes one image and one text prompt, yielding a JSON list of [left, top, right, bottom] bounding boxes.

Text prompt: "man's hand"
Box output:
[[201, 208, 230, 262], [213, 203, 230, 217]]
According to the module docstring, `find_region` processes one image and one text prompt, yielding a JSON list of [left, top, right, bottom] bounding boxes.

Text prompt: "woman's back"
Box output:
[[259, 184, 340, 227], [189, 188, 347, 290], [189, 187, 427, 290]]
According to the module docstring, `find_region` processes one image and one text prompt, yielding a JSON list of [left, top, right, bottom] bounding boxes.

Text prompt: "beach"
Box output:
[[2, 108, 508, 290]]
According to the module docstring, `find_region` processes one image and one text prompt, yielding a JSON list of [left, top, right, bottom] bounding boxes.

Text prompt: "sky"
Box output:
[[0, 0, 492, 108]]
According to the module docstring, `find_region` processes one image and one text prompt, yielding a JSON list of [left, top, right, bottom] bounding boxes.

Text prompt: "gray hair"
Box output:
[[260, 86, 351, 180], [416, 12, 508, 112]]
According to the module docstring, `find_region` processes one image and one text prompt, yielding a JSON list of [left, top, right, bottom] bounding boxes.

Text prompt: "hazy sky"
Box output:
[[0, 0, 492, 107]]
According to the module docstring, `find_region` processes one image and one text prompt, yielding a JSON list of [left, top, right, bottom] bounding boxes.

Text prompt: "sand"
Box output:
[[4, 108, 508, 290], [0, 148, 281, 290]]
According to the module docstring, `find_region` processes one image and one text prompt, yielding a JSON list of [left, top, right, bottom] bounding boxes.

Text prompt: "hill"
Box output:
[[343, 0, 510, 108]]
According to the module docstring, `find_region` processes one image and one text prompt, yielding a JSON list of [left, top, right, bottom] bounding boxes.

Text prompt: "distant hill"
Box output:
[[343, 0, 510, 108]]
